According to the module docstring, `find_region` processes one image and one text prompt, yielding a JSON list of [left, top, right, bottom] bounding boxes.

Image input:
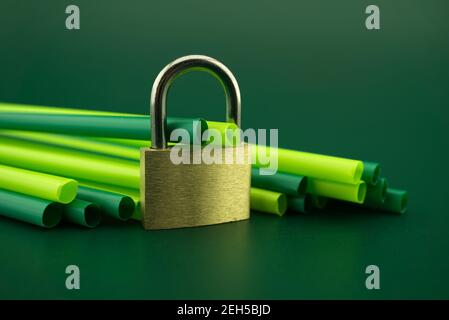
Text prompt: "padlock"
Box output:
[[140, 55, 251, 230]]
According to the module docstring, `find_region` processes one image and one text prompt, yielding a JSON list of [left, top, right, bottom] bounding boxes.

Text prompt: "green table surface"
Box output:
[[1, 0, 448, 299]]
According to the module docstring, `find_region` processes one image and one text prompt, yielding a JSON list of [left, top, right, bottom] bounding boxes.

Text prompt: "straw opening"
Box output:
[[42, 203, 63, 228], [357, 182, 367, 203], [84, 203, 101, 228], [57, 180, 78, 204], [297, 177, 308, 196], [118, 196, 135, 220], [276, 194, 287, 216]]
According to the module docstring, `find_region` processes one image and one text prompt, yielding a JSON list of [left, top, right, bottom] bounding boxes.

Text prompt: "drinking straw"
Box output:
[[0, 164, 78, 204], [0, 102, 137, 116], [362, 161, 381, 185], [96, 137, 150, 148], [0, 134, 366, 205], [252, 144, 364, 184], [1, 103, 366, 186], [79, 181, 140, 203], [0, 113, 206, 141], [287, 195, 311, 214], [310, 195, 329, 209], [79, 182, 141, 220], [77, 186, 135, 221], [0, 130, 141, 161], [251, 168, 307, 196], [381, 188, 408, 214], [367, 188, 408, 214], [250, 188, 287, 216], [80, 180, 287, 219], [0, 189, 63, 228], [307, 178, 367, 203], [205, 121, 240, 146], [364, 178, 388, 206], [0, 103, 240, 144], [0, 122, 237, 161], [0, 136, 140, 189], [63, 199, 101, 228]]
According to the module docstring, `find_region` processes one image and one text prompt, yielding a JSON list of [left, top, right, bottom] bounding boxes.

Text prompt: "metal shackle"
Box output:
[[150, 55, 241, 149]]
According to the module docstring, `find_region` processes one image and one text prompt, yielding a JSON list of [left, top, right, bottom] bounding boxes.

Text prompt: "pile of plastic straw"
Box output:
[[0, 102, 408, 228]]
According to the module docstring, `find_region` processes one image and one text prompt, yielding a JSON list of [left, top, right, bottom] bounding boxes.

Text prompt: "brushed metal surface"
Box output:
[[141, 144, 251, 230]]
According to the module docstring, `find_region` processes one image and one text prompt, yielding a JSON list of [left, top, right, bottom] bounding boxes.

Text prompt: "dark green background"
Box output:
[[1, 0, 448, 299]]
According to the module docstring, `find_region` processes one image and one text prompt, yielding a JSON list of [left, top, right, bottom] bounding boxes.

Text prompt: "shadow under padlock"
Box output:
[[140, 55, 251, 230]]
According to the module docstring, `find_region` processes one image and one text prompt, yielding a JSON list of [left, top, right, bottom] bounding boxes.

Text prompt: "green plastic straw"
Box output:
[[79, 181, 140, 204], [0, 164, 78, 204], [0, 134, 366, 205], [0, 104, 365, 187], [63, 199, 101, 228], [80, 181, 286, 219], [250, 187, 287, 216], [96, 137, 150, 148], [288, 195, 311, 214], [252, 144, 364, 184], [79, 182, 141, 220], [0, 133, 366, 208], [367, 188, 408, 214], [0, 189, 63, 228], [381, 188, 408, 214], [0, 103, 238, 143], [307, 178, 367, 203], [0, 130, 141, 161], [0, 102, 138, 116], [0, 136, 140, 189], [77, 186, 135, 221], [310, 195, 329, 209], [205, 121, 240, 146], [364, 178, 388, 206], [0, 122, 236, 160], [0, 113, 206, 141], [0, 103, 235, 146], [362, 161, 381, 185], [251, 168, 307, 196]]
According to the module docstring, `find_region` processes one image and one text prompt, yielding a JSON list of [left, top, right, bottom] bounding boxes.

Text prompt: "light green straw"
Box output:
[[1, 103, 365, 185], [0, 136, 140, 189], [250, 188, 287, 216], [0, 124, 235, 160], [0, 103, 370, 206], [0, 163, 77, 204], [307, 178, 367, 203], [0, 189, 63, 228], [0, 134, 366, 206], [252, 144, 364, 184], [96, 137, 150, 148], [0, 130, 140, 160], [0, 102, 138, 116]]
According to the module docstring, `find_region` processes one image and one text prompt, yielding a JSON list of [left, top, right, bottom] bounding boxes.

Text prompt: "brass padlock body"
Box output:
[[141, 144, 251, 230]]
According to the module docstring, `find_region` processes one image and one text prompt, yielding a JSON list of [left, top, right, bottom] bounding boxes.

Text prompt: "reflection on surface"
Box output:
[[0, 209, 398, 299]]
